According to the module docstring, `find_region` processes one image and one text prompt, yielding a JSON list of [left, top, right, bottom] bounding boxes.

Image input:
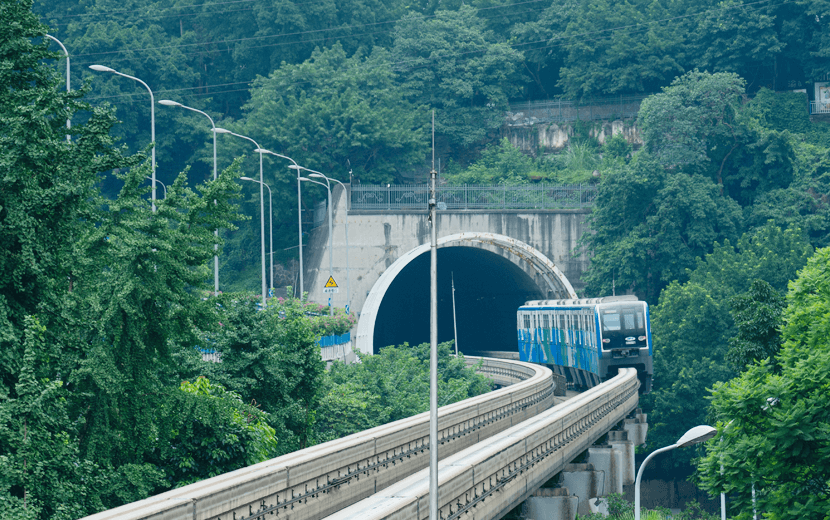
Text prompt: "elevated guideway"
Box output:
[[325, 368, 640, 520], [81, 357, 556, 520]]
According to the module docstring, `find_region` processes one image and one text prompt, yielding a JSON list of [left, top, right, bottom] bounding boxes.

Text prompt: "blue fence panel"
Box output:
[[319, 331, 351, 347]]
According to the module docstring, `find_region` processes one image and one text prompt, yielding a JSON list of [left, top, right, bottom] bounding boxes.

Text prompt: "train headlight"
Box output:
[[638, 336, 646, 341], [602, 339, 610, 343]]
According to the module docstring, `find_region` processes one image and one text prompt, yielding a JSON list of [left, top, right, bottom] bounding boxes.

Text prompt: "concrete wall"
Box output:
[[302, 184, 592, 316], [504, 120, 642, 155]]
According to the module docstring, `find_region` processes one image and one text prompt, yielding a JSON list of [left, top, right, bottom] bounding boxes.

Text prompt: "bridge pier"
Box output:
[[522, 487, 579, 520], [518, 410, 648, 519]]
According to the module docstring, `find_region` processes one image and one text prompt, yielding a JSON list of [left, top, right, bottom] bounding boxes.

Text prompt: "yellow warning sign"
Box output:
[[324, 276, 338, 288]]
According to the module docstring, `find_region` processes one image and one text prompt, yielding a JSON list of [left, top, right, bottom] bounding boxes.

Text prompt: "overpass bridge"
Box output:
[[82, 358, 646, 520]]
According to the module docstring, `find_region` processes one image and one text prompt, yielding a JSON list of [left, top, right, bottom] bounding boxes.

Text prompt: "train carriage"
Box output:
[[517, 295, 652, 393]]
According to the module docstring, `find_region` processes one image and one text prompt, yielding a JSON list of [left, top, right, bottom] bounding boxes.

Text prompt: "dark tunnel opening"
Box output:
[[372, 246, 544, 355]]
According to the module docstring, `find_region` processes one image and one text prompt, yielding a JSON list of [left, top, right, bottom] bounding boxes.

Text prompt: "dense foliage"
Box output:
[[0, 5, 494, 517], [696, 248, 830, 519]]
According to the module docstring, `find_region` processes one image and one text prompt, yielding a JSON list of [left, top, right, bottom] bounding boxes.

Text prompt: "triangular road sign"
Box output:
[[324, 276, 338, 288]]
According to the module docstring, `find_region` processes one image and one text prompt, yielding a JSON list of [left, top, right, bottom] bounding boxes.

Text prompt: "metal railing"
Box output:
[[351, 183, 596, 210], [810, 101, 830, 114], [507, 95, 650, 125]]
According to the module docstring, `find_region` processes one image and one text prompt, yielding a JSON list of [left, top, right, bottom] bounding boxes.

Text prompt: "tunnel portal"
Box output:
[[372, 247, 544, 355]]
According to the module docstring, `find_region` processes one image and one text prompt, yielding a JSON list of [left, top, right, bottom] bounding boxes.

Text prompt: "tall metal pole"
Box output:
[[45, 35, 70, 142], [240, 177, 273, 292], [158, 100, 220, 294], [258, 152, 302, 297], [428, 110, 439, 520], [259, 150, 266, 306], [299, 176, 333, 315], [326, 181, 333, 315], [214, 129, 265, 308], [328, 178, 350, 314], [213, 121, 218, 295], [89, 65, 156, 211], [298, 173, 304, 296], [452, 272, 458, 356]]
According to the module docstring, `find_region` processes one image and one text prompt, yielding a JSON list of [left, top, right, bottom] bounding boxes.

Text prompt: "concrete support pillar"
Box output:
[[523, 488, 578, 520], [559, 463, 604, 517], [624, 408, 649, 446], [607, 430, 635, 486], [587, 445, 624, 495]]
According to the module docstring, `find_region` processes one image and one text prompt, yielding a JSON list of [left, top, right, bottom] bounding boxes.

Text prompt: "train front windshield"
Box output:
[[599, 304, 647, 350]]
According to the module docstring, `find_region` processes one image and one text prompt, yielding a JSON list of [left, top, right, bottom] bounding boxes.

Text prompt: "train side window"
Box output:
[[523, 314, 530, 329], [543, 314, 550, 329], [637, 311, 644, 329]]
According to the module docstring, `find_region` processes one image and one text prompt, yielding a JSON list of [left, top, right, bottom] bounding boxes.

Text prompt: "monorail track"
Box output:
[[82, 357, 557, 520]]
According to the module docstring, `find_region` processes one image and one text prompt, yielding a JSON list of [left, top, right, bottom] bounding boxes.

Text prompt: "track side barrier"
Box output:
[[325, 368, 640, 520], [81, 357, 554, 520]]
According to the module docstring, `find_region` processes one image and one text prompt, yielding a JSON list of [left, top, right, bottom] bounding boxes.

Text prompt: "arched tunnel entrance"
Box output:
[[354, 232, 577, 356], [372, 247, 544, 354]]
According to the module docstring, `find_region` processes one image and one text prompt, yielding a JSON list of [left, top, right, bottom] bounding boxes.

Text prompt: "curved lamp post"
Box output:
[[45, 34, 70, 142], [159, 99, 220, 295], [299, 175, 333, 316], [214, 128, 266, 309], [240, 176, 273, 292], [89, 65, 156, 211], [306, 171, 350, 315], [146, 176, 166, 198], [634, 424, 718, 520], [254, 148, 303, 297], [635, 425, 717, 520]]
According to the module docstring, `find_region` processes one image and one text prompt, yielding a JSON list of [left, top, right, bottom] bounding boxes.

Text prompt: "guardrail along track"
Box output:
[[82, 357, 554, 520], [325, 368, 640, 520]]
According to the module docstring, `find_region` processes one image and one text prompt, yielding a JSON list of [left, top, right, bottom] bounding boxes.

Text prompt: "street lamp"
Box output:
[[214, 128, 266, 309], [146, 176, 166, 198], [159, 99, 220, 296], [254, 149, 303, 297], [45, 34, 70, 142], [306, 171, 350, 314], [89, 65, 157, 211], [299, 175, 333, 316], [635, 425, 717, 520], [240, 176, 273, 291]]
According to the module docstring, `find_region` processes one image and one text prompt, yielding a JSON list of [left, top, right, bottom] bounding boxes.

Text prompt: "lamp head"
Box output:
[[89, 65, 115, 73], [298, 177, 312, 182], [675, 425, 717, 448], [159, 99, 182, 107], [240, 176, 254, 181], [253, 148, 270, 154], [288, 165, 301, 170], [213, 127, 231, 134], [309, 173, 325, 179]]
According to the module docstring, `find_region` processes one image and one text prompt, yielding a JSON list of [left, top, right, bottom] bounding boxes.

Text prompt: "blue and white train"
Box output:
[[517, 296, 653, 393]]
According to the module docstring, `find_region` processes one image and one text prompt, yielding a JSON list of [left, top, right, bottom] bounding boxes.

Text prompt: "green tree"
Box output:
[[580, 153, 743, 303], [555, 0, 686, 98], [687, 0, 782, 85], [156, 377, 279, 486], [240, 44, 428, 186], [315, 341, 492, 442], [638, 71, 746, 178], [392, 5, 523, 151], [442, 138, 538, 184], [641, 223, 812, 467], [182, 293, 326, 451], [696, 247, 830, 519], [726, 280, 786, 373]]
